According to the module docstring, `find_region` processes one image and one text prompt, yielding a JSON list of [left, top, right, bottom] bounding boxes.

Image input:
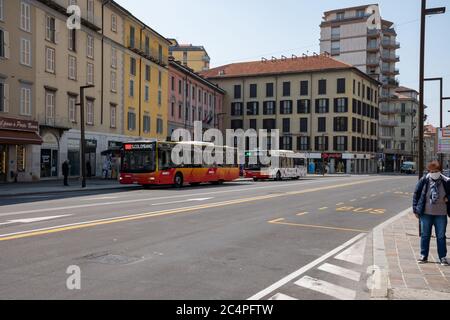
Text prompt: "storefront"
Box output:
[[40, 132, 60, 179], [85, 139, 97, 177], [322, 153, 347, 174], [0, 117, 42, 183]]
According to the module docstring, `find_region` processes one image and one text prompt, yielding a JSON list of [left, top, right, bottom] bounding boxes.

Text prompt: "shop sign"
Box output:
[[322, 153, 342, 159], [0, 117, 39, 132]]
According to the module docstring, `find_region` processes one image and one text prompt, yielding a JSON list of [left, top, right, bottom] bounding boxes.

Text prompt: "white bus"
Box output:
[[244, 150, 308, 181]]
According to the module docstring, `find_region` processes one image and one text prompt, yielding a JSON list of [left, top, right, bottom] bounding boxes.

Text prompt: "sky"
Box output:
[[116, 0, 450, 127]]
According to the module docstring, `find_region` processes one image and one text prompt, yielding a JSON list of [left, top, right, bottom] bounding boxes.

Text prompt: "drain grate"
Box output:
[[82, 252, 142, 265]]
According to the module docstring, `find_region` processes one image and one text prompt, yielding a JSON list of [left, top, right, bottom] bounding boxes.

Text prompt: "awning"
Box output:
[[0, 130, 43, 145]]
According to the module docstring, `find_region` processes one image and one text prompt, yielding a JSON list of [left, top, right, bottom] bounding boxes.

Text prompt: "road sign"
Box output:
[[438, 128, 450, 154]]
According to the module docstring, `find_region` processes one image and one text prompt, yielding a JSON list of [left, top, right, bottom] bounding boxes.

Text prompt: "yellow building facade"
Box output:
[[169, 39, 210, 72]]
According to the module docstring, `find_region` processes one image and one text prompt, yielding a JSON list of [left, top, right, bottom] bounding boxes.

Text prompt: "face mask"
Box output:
[[430, 172, 441, 180]]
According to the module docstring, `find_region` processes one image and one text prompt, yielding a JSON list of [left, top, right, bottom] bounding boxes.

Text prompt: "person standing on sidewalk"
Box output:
[[62, 160, 70, 186], [413, 161, 449, 266]]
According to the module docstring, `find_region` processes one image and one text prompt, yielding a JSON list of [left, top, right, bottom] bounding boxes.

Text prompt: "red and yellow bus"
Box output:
[[119, 140, 240, 188]]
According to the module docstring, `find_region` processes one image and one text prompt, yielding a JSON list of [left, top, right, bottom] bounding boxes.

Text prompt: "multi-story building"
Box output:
[[168, 39, 210, 72], [424, 124, 438, 166], [202, 54, 381, 174], [121, 5, 170, 142], [319, 4, 402, 172], [168, 58, 224, 138]]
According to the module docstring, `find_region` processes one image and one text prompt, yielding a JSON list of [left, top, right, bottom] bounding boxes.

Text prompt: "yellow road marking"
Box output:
[[319, 207, 329, 211], [0, 178, 391, 242], [296, 212, 309, 216], [336, 203, 345, 206], [336, 206, 386, 215], [268, 218, 369, 233], [350, 199, 357, 202]]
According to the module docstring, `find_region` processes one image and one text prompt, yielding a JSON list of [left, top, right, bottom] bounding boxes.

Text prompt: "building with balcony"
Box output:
[[319, 4, 404, 172], [168, 39, 210, 72], [168, 58, 225, 138], [202, 53, 381, 174]]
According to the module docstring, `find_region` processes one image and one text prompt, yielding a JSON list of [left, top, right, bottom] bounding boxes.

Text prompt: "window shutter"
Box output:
[[334, 98, 338, 113], [344, 137, 348, 151], [54, 19, 60, 44], [3, 30, 9, 59], [315, 99, 319, 113], [325, 137, 329, 151], [333, 136, 337, 151], [326, 99, 330, 113], [3, 83, 9, 112]]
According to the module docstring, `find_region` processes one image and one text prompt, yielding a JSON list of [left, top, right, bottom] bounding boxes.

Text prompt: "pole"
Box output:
[[80, 88, 87, 188], [418, 0, 426, 179], [439, 79, 444, 165]]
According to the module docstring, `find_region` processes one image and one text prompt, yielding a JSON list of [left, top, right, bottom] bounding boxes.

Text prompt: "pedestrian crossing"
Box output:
[[266, 237, 368, 300]]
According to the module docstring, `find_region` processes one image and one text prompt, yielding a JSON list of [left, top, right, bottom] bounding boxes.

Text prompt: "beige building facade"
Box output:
[[169, 39, 210, 72]]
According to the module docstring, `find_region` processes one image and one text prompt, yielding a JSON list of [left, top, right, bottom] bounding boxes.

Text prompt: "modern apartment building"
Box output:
[[0, 0, 171, 182], [320, 4, 402, 172], [169, 39, 210, 72], [202, 54, 381, 174], [168, 58, 224, 138]]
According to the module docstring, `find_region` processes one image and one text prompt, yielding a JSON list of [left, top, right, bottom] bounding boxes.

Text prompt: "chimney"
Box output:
[[291, 54, 298, 60], [261, 57, 267, 63], [271, 56, 277, 62]]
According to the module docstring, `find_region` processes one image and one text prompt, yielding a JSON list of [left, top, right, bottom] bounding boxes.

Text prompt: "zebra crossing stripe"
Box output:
[[268, 293, 298, 300], [334, 237, 367, 265], [295, 276, 356, 300], [317, 263, 361, 282]]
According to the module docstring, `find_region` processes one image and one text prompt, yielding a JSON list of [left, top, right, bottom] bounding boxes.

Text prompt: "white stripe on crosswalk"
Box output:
[[295, 276, 356, 300], [268, 293, 298, 300], [334, 237, 367, 265], [318, 263, 361, 282]]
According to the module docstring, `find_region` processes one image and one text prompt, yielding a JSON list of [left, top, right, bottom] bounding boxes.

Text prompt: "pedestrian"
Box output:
[[62, 160, 69, 186], [103, 157, 110, 179], [86, 161, 92, 178], [413, 161, 450, 266]]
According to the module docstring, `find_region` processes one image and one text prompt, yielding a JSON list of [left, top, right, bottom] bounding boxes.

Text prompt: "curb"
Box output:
[[0, 185, 141, 198], [370, 208, 412, 300]]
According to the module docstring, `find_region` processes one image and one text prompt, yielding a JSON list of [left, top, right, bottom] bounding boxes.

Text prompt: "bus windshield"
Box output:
[[121, 143, 156, 173]]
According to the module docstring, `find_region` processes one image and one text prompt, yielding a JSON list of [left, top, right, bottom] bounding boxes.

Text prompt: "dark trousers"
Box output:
[[420, 214, 448, 259], [63, 175, 69, 186]]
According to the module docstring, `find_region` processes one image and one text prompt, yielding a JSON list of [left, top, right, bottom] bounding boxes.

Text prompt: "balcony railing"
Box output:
[[381, 40, 400, 49], [330, 48, 340, 56], [38, 115, 73, 130], [380, 104, 400, 114], [331, 33, 341, 40], [381, 53, 400, 62], [367, 29, 380, 37], [367, 43, 379, 51], [382, 78, 399, 87], [379, 119, 399, 127], [367, 57, 380, 66], [381, 67, 400, 75]]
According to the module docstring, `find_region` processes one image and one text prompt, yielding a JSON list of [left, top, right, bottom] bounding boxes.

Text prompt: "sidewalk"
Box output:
[[0, 178, 139, 197], [375, 211, 450, 300]]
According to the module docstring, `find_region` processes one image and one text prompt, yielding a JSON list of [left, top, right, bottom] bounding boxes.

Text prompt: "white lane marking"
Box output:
[[152, 198, 213, 206], [295, 276, 356, 300], [247, 233, 366, 300], [81, 196, 119, 201], [334, 237, 367, 266], [0, 215, 71, 226], [268, 293, 297, 300], [318, 263, 361, 282], [0, 177, 376, 218]]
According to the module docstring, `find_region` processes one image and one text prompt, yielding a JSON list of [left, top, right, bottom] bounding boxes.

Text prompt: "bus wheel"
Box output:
[[253, 178, 259, 182], [174, 173, 184, 188], [276, 172, 282, 181]]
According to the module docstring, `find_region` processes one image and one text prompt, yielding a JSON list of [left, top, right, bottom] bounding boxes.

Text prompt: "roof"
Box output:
[[396, 86, 418, 94], [323, 4, 377, 16], [201, 54, 380, 84]]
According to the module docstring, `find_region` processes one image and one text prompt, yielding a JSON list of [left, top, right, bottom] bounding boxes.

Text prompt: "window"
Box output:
[[145, 36, 150, 56], [110, 71, 116, 92], [334, 117, 348, 132], [110, 104, 116, 128], [336, 12, 345, 20], [263, 119, 276, 131], [20, 87, 31, 116], [20, 2, 31, 32], [0, 0, 3, 21], [0, 29, 7, 58], [300, 118, 308, 133], [318, 118, 326, 132], [249, 119, 257, 130], [46, 16, 56, 43], [111, 46, 117, 68], [68, 95, 77, 123], [318, 79, 327, 95], [129, 79, 134, 97], [129, 26, 135, 48], [356, 9, 365, 18], [401, 103, 406, 113], [266, 83, 274, 97], [45, 91, 55, 125], [334, 98, 348, 113], [247, 102, 259, 116], [145, 65, 151, 82], [144, 85, 149, 101], [282, 118, 290, 133], [127, 111, 136, 131], [20, 38, 31, 66], [111, 14, 117, 32], [87, 0, 94, 23], [130, 57, 136, 76], [315, 136, 329, 151], [281, 136, 293, 150], [45, 47, 55, 73], [171, 77, 175, 91], [234, 85, 241, 99], [298, 136, 310, 151], [249, 84, 257, 98], [334, 136, 347, 152], [337, 78, 346, 94], [86, 99, 94, 125], [331, 41, 340, 55], [68, 29, 76, 51], [158, 71, 162, 88], [0, 82, 6, 112], [282, 82, 291, 97], [158, 90, 162, 106], [87, 63, 94, 84], [263, 101, 276, 115], [315, 99, 329, 113], [143, 115, 151, 133], [297, 99, 310, 114], [401, 115, 406, 123], [231, 102, 243, 116], [300, 81, 309, 96], [280, 100, 293, 114], [178, 104, 182, 119], [68, 55, 77, 80], [87, 35, 94, 58], [157, 118, 164, 134], [158, 45, 163, 62]]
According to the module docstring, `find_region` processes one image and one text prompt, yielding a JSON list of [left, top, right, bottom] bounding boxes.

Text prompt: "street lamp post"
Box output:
[[77, 85, 95, 188], [418, 0, 446, 179]]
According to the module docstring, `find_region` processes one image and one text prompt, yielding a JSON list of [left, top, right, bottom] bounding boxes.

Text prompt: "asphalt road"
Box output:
[[0, 175, 417, 300]]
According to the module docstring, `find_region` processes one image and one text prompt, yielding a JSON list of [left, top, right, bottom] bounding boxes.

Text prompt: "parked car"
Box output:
[[400, 162, 417, 174]]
